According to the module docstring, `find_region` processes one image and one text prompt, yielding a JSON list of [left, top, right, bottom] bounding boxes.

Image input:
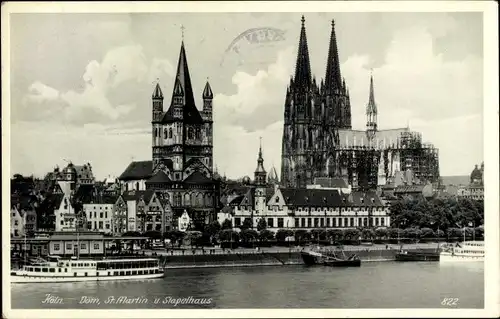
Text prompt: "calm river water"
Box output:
[[11, 261, 483, 309]]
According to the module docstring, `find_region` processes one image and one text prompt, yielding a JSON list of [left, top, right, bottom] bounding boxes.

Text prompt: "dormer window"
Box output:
[[275, 197, 279, 203]]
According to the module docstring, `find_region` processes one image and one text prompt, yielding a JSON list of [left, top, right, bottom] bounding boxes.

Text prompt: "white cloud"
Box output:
[[213, 24, 483, 178], [26, 82, 60, 102], [11, 20, 483, 180]]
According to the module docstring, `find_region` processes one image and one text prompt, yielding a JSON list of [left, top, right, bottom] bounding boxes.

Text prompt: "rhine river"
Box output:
[[11, 261, 483, 309]]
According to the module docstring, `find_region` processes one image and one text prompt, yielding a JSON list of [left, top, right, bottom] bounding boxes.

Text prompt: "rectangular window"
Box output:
[[267, 218, 274, 228], [307, 218, 312, 228], [66, 243, 72, 250], [320, 218, 324, 228], [350, 218, 354, 227], [54, 243, 60, 250], [277, 218, 284, 228], [234, 218, 241, 226], [81, 243, 86, 250], [294, 218, 299, 228], [94, 243, 100, 250], [105, 212, 108, 218], [314, 218, 319, 227], [338, 218, 343, 227], [326, 218, 330, 227], [99, 221, 103, 229], [100, 212, 103, 218], [301, 218, 305, 228], [381, 218, 385, 226]]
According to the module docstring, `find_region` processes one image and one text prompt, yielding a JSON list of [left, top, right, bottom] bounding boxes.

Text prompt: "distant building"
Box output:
[[457, 162, 484, 201]]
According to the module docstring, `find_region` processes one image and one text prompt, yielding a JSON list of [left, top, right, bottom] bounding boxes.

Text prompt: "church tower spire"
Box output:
[[170, 41, 196, 110], [293, 15, 312, 91], [324, 19, 342, 94], [366, 71, 378, 140], [254, 137, 267, 186]]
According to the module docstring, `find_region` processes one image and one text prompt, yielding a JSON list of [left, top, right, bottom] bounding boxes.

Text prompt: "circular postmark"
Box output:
[[220, 27, 287, 69]]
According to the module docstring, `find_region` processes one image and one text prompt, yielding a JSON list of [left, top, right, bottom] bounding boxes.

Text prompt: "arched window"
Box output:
[[188, 127, 194, 140], [164, 128, 168, 138], [169, 128, 173, 139], [205, 194, 212, 206], [197, 193, 203, 207], [153, 128, 157, 137], [135, 182, 139, 190], [184, 193, 191, 206]]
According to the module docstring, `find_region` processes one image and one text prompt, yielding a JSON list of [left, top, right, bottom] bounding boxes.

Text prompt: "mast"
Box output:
[[24, 213, 27, 265]]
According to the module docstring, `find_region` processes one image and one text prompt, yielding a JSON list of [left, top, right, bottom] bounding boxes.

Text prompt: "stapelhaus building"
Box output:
[[220, 143, 390, 231]]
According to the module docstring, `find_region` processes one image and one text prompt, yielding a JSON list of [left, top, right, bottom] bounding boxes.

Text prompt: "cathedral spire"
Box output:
[[171, 41, 195, 108], [293, 15, 312, 90], [325, 19, 342, 93], [366, 70, 378, 133], [366, 71, 377, 115]]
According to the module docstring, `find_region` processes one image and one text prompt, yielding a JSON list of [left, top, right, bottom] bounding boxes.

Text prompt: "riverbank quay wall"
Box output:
[[159, 248, 437, 269]]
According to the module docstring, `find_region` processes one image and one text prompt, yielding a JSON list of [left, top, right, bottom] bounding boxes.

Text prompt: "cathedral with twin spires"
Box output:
[[281, 16, 440, 190]]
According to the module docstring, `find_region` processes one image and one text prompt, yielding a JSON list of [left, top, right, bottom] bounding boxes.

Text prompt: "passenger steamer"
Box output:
[[440, 241, 484, 262], [11, 255, 164, 283]]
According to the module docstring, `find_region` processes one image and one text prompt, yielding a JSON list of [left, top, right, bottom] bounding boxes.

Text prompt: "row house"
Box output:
[[83, 195, 117, 234], [118, 190, 173, 234], [10, 203, 37, 238], [226, 186, 390, 231]]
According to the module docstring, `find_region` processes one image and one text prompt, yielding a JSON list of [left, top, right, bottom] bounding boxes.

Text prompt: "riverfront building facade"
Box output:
[[219, 143, 391, 231]]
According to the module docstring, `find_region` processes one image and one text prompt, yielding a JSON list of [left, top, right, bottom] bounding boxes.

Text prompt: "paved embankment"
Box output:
[[158, 247, 438, 269]]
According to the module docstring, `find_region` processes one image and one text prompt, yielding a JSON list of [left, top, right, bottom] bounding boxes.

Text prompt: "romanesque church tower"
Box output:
[[151, 41, 214, 181]]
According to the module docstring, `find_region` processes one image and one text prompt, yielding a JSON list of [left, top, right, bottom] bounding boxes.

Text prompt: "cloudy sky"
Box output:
[[9, 11, 483, 180]]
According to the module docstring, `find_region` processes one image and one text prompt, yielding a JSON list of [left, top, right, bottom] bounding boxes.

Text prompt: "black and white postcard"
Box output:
[[2, 1, 498, 318]]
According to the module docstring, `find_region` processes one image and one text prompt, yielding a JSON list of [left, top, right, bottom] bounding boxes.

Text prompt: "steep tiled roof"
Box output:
[[121, 190, 155, 203], [229, 195, 245, 206], [73, 184, 95, 203], [348, 191, 383, 207], [184, 171, 213, 184], [118, 161, 153, 181], [280, 188, 343, 207], [146, 171, 172, 184]]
